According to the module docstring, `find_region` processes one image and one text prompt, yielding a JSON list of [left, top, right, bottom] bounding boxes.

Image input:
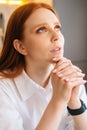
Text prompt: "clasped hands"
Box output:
[[51, 57, 87, 108]]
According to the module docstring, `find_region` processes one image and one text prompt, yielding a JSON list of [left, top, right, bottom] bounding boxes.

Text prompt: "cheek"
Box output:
[[25, 41, 44, 56]]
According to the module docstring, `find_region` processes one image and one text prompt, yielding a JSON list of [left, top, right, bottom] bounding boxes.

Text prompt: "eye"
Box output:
[[55, 25, 61, 32], [36, 27, 47, 33]]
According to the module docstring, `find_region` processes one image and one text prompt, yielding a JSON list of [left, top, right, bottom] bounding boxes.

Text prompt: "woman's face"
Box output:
[[21, 8, 64, 64]]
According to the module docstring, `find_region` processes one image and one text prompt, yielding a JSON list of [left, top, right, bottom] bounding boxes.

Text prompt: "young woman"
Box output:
[[0, 2, 87, 130]]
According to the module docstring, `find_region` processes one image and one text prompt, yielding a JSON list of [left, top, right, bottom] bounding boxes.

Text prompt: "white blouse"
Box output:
[[0, 70, 87, 130]]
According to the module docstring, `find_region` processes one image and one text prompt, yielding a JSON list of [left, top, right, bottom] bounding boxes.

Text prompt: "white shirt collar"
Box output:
[[14, 70, 52, 101]]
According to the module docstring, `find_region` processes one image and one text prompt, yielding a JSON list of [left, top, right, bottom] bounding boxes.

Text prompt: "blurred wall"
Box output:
[[54, 0, 87, 91], [0, 4, 17, 29]]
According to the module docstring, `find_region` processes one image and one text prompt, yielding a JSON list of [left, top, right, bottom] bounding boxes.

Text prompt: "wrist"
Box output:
[[68, 98, 81, 109], [67, 99, 87, 116], [51, 98, 66, 110]]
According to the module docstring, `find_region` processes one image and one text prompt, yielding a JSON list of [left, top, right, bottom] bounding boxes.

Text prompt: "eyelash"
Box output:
[[36, 27, 46, 33], [36, 25, 61, 33], [55, 25, 61, 31]]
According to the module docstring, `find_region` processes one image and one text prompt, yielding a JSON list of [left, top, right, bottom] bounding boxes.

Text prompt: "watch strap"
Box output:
[[67, 99, 87, 116]]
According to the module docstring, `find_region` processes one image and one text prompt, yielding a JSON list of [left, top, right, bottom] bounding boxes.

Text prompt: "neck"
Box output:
[[25, 61, 53, 88]]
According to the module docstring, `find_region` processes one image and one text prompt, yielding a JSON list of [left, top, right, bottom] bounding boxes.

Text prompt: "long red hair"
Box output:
[[0, 2, 57, 78]]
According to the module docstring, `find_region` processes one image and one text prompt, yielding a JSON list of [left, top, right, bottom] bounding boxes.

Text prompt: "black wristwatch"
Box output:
[[67, 99, 87, 116]]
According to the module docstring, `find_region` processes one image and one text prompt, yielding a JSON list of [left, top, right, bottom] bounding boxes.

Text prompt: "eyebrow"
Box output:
[[31, 22, 61, 31]]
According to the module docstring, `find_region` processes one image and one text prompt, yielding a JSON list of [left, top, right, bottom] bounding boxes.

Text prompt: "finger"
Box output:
[[52, 57, 66, 62], [64, 77, 84, 82], [54, 64, 85, 78], [73, 65, 82, 72], [57, 71, 85, 79], [53, 58, 72, 73], [65, 79, 87, 88], [55, 65, 74, 76]]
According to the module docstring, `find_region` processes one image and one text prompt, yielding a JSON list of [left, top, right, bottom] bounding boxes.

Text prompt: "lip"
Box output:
[[50, 46, 61, 53]]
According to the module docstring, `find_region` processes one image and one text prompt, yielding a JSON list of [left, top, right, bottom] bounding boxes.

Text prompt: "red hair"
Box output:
[[0, 2, 57, 78]]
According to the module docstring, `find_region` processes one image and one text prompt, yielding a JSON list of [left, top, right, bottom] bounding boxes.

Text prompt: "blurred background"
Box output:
[[0, 0, 87, 92], [54, 0, 87, 92]]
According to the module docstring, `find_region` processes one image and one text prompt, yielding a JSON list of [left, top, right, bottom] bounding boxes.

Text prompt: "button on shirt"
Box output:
[[0, 70, 87, 130]]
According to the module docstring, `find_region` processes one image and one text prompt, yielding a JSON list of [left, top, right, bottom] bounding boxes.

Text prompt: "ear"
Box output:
[[13, 39, 27, 55]]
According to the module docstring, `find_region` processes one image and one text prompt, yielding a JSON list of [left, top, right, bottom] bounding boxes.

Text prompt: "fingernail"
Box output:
[[64, 78, 69, 82], [82, 73, 85, 76], [52, 69, 57, 73], [84, 80, 87, 83], [52, 57, 58, 61], [58, 74, 62, 77]]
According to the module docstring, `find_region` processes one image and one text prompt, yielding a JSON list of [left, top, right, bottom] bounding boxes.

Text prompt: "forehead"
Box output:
[[24, 8, 60, 28]]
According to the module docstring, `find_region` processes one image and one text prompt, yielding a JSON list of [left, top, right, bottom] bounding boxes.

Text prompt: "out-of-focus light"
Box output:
[[0, 0, 53, 5], [0, 0, 23, 5], [8, 1, 23, 5], [0, 0, 6, 4]]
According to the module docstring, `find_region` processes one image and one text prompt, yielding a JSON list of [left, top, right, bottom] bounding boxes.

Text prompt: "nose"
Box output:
[[51, 29, 59, 43]]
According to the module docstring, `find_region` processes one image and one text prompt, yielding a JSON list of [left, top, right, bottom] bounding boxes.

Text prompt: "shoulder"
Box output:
[[0, 71, 25, 100], [0, 76, 18, 100], [0, 77, 14, 96], [0, 76, 13, 87]]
